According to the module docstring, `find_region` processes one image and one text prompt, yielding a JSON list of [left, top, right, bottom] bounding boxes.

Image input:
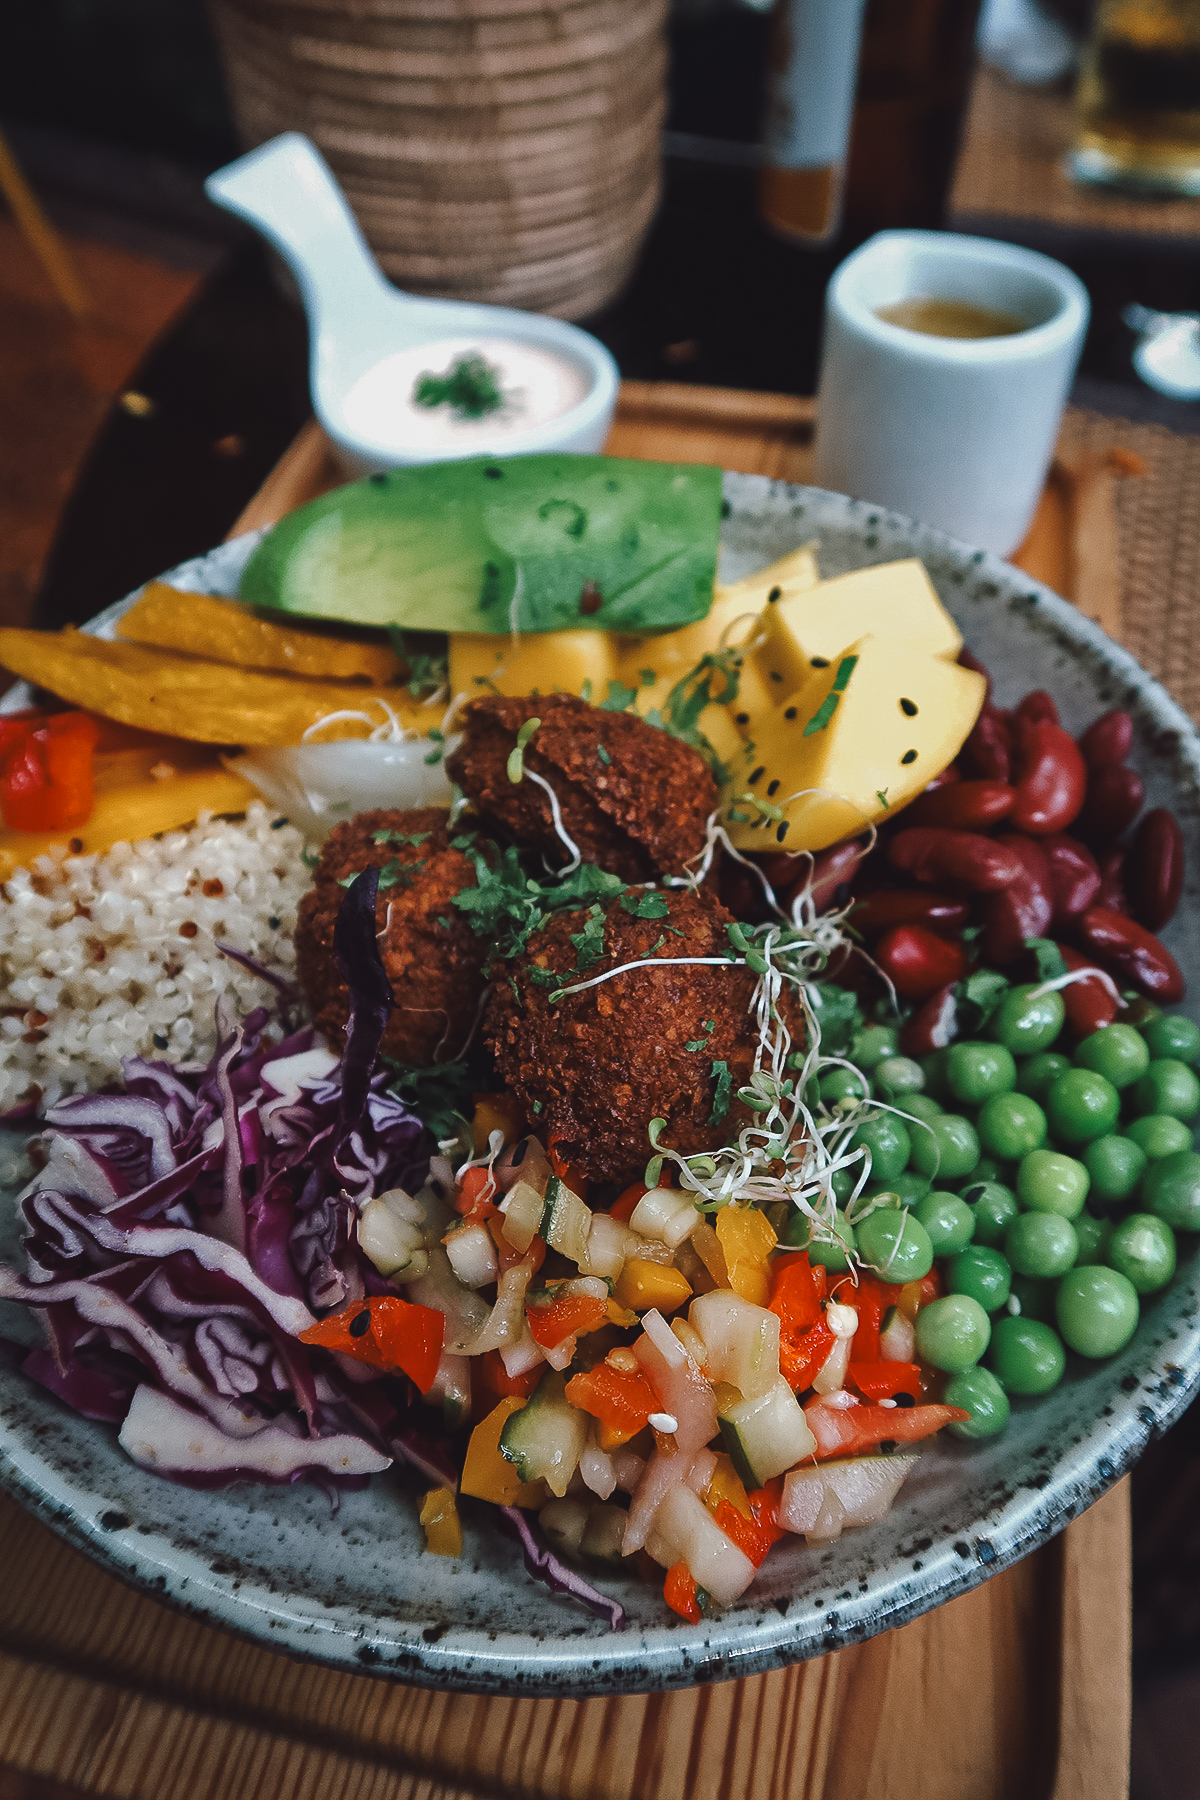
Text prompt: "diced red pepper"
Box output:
[[299, 1295, 445, 1393], [779, 1319, 836, 1391], [455, 1165, 498, 1216], [610, 1181, 651, 1223], [804, 1396, 968, 1460], [715, 1480, 786, 1567], [847, 1361, 922, 1401], [664, 1559, 704, 1623], [526, 1293, 608, 1349], [842, 1273, 903, 1366], [487, 1215, 545, 1276], [473, 1348, 542, 1408], [548, 1135, 589, 1200], [0, 710, 99, 831], [770, 1253, 835, 1390], [565, 1358, 658, 1448]]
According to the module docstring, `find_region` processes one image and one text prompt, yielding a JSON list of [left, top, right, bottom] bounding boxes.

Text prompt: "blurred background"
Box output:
[[5, 3, 1200, 1789]]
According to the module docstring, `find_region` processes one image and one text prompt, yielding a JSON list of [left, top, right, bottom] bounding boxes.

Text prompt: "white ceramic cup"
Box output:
[[813, 230, 1090, 555]]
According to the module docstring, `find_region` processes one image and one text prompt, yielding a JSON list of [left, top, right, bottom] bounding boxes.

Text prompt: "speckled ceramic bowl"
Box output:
[[2, 472, 1199, 1696]]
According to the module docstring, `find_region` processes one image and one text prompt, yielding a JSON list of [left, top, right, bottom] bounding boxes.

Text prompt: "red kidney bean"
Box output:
[[1074, 763, 1145, 849], [889, 828, 1026, 892], [960, 704, 1012, 782], [850, 889, 971, 939], [1056, 944, 1120, 1037], [1041, 834, 1101, 926], [1015, 689, 1060, 727], [808, 840, 871, 912], [901, 983, 960, 1057], [1079, 709, 1134, 771], [1128, 808, 1186, 932], [957, 647, 993, 703], [1075, 907, 1186, 1003], [903, 780, 1015, 833], [874, 925, 968, 1001], [1009, 716, 1087, 835], [980, 835, 1054, 965], [1095, 848, 1128, 915]]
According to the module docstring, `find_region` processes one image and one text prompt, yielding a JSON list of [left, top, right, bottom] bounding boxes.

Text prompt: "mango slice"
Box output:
[[119, 583, 403, 685]]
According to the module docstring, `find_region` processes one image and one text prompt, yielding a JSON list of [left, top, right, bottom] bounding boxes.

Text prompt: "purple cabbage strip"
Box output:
[[500, 1507, 628, 1632]]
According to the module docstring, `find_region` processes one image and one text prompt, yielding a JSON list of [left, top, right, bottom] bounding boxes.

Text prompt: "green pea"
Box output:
[[1126, 1114, 1193, 1161], [819, 1064, 872, 1105], [909, 1112, 980, 1181], [915, 1190, 975, 1256], [830, 1163, 858, 1204], [1005, 1211, 1079, 1279], [989, 1315, 1066, 1394], [990, 985, 1066, 1055], [1141, 1151, 1200, 1233], [1017, 1149, 1090, 1218], [856, 1207, 934, 1283], [946, 1042, 1018, 1105], [785, 1206, 857, 1270], [866, 1170, 931, 1207], [920, 1049, 952, 1100], [947, 1244, 1012, 1313], [850, 1113, 912, 1184], [1105, 1213, 1176, 1294], [1141, 1015, 1200, 1065], [961, 1180, 1019, 1248], [874, 1055, 925, 1098], [944, 1366, 1011, 1439], [850, 1024, 898, 1070], [1074, 1023, 1151, 1090], [1073, 1211, 1112, 1266], [1082, 1134, 1148, 1204], [1010, 1274, 1058, 1323], [914, 1294, 991, 1373], [966, 1156, 1003, 1187], [1056, 1265, 1139, 1358], [903, 1095, 944, 1124], [1044, 1068, 1121, 1144], [1015, 1051, 1071, 1101], [1132, 1059, 1200, 1123], [977, 1092, 1048, 1162]]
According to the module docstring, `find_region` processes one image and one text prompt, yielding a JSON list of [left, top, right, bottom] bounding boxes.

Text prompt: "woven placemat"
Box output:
[[950, 65, 1200, 243]]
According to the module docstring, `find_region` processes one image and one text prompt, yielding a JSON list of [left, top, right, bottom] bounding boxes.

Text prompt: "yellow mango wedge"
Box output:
[[118, 583, 404, 684], [0, 629, 442, 747]]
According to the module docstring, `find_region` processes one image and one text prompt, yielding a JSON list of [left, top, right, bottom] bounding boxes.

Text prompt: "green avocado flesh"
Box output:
[[239, 455, 723, 635]]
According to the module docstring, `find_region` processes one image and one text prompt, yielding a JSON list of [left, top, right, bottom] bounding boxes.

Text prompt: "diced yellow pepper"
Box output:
[[703, 1450, 752, 1520], [119, 582, 403, 684], [716, 1206, 777, 1306], [419, 1486, 464, 1557], [460, 1397, 547, 1508], [471, 1092, 523, 1156], [449, 630, 618, 703], [614, 1259, 693, 1314]]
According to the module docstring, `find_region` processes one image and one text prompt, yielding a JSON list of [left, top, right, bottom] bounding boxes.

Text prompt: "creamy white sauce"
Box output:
[[340, 335, 591, 453]]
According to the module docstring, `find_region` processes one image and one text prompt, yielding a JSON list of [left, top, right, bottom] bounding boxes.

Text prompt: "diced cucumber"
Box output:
[[689, 1291, 780, 1399], [879, 1304, 915, 1363], [499, 1370, 590, 1497], [718, 1380, 817, 1487], [500, 1177, 546, 1252], [541, 1176, 593, 1266]]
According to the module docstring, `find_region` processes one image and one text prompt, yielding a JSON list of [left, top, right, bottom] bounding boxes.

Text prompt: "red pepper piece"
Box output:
[[1075, 763, 1145, 850], [455, 1165, 499, 1216], [888, 828, 1025, 892], [715, 1489, 786, 1567], [901, 982, 959, 1058], [664, 1560, 704, 1622], [1128, 809, 1185, 932], [850, 890, 971, 940], [1015, 689, 1060, 727], [526, 1293, 608, 1349], [903, 780, 1015, 833], [0, 710, 99, 832], [960, 704, 1012, 782], [299, 1295, 445, 1393], [1080, 709, 1134, 770], [566, 1359, 659, 1448], [803, 1398, 969, 1460], [1056, 945, 1119, 1039], [547, 1136, 588, 1200], [1076, 907, 1185, 1003], [875, 924, 967, 1001], [847, 1361, 923, 1401], [474, 1348, 541, 1407], [610, 1181, 651, 1223], [769, 1253, 836, 1389], [846, 1273, 902, 1365], [1041, 834, 1101, 927], [979, 834, 1054, 966], [1009, 716, 1087, 835]]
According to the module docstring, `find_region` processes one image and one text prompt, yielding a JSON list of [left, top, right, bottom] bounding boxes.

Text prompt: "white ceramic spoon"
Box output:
[[205, 133, 621, 474]]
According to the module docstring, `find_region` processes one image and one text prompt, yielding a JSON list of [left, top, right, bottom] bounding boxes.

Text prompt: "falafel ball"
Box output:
[[446, 692, 716, 883], [485, 885, 801, 1184], [296, 808, 487, 1067]]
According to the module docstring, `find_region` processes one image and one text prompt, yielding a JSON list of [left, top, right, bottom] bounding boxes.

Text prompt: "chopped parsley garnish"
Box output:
[[600, 679, 640, 713], [384, 1055, 475, 1144], [619, 890, 669, 919], [708, 1060, 732, 1125], [412, 351, 506, 420], [569, 903, 607, 971], [451, 843, 625, 965], [373, 828, 431, 848], [803, 654, 859, 738], [596, 742, 611, 766]]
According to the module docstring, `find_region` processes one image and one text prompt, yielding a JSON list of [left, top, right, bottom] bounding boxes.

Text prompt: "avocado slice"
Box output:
[[239, 455, 722, 635]]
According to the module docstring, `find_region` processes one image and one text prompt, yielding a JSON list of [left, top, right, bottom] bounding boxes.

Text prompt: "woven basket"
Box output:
[[209, 0, 666, 318]]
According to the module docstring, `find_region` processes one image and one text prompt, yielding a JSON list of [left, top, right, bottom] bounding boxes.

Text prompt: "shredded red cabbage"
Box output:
[[500, 1506, 628, 1632]]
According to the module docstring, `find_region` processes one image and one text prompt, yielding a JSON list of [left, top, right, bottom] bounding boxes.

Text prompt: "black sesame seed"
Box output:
[[769, 670, 783, 682], [811, 657, 830, 668], [878, 1439, 898, 1454], [767, 585, 782, 603], [776, 821, 790, 842], [349, 1310, 372, 1339], [900, 698, 918, 716], [901, 749, 918, 765], [749, 766, 765, 785], [894, 1393, 915, 1409], [484, 466, 503, 479], [784, 707, 798, 721], [735, 712, 750, 726], [767, 779, 781, 796]]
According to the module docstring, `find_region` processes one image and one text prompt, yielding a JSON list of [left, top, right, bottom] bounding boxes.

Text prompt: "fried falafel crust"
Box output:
[[296, 807, 487, 1067], [485, 886, 802, 1185], [446, 692, 717, 883]]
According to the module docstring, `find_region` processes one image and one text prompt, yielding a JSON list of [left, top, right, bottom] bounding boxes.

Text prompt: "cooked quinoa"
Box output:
[[0, 803, 310, 1113]]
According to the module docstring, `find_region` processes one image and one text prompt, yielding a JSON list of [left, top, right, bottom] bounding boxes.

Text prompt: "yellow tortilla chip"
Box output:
[[118, 583, 403, 685], [0, 630, 444, 747]]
